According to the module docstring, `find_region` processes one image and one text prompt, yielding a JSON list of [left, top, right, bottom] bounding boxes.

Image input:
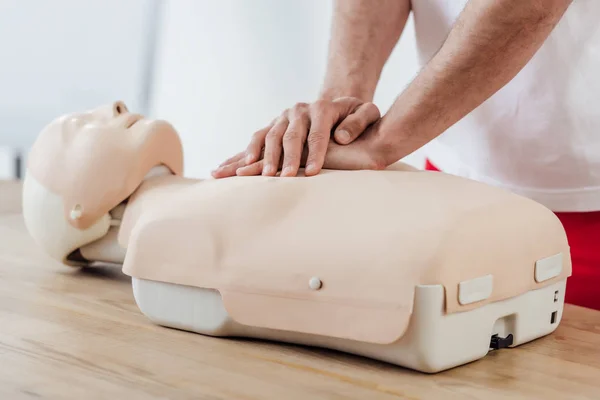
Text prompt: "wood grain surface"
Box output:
[[1, 181, 599, 399], [0, 179, 21, 214]]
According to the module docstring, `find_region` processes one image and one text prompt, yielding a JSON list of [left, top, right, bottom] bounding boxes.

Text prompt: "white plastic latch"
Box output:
[[535, 253, 563, 283], [458, 274, 493, 305]]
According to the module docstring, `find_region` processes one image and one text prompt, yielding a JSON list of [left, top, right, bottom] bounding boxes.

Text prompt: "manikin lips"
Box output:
[[123, 113, 143, 129]]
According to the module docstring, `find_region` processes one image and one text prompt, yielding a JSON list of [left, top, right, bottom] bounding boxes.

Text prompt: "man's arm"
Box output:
[[369, 0, 573, 167], [319, 0, 411, 102]]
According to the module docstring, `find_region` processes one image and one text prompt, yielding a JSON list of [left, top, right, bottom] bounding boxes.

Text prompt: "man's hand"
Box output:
[[233, 122, 388, 176], [212, 97, 380, 179]]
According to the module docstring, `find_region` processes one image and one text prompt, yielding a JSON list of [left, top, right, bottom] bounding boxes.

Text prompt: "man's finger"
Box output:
[[262, 116, 288, 176], [333, 102, 380, 145], [281, 108, 309, 177], [246, 124, 272, 164], [218, 151, 245, 168], [304, 104, 335, 176], [211, 158, 246, 178], [236, 160, 264, 176]]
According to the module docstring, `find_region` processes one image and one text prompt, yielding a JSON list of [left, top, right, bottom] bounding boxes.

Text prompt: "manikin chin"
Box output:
[[22, 101, 572, 373]]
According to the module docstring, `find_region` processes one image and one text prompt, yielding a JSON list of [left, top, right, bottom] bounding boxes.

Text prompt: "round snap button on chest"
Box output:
[[308, 276, 322, 290]]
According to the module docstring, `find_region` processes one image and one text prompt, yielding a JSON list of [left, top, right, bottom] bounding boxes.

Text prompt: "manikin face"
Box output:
[[61, 101, 158, 143], [26, 101, 184, 230]]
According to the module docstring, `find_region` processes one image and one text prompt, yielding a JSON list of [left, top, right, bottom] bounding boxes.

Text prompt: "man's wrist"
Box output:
[[318, 86, 374, 102], [318, 72, 379, 102], [367, 108, 431, 168]]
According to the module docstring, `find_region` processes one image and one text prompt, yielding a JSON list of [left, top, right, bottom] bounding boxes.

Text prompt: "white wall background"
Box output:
[[150, 0, 424, 178], [0, 0, 157, 151], [0, 0, 425, 179]]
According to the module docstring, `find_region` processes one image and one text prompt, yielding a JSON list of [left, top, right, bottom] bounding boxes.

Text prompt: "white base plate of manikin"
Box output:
[[131, 277, 566, 373]]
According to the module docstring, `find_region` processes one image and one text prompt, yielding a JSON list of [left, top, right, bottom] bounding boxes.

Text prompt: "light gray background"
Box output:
[[0, 0, 425, 179]]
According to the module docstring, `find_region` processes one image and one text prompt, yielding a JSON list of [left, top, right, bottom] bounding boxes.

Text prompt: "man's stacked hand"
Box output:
[[211, 97, 385, 178]]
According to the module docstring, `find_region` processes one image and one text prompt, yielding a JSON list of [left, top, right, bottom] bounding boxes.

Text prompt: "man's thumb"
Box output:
[[333, 102, 380, 145]]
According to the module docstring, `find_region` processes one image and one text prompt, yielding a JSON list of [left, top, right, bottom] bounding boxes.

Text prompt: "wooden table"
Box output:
[[1, 182, 600, 399], [0, 179, 21, 214]]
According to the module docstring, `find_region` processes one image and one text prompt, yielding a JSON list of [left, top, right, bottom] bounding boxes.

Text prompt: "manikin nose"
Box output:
[[89, 101, 129, 120], [112, 101, 129, 116]]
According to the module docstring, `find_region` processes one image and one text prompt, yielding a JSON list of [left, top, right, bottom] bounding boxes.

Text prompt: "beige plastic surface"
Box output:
[[118, 170, 571, 345], [132, 276, 567, 373]]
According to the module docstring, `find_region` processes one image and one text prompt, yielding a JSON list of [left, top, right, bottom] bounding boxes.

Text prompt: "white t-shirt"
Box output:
[[412, 0, 600, 212]]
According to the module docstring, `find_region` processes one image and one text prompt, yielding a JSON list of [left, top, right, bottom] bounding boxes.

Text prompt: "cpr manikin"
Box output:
[[22, 102, 571, 373]]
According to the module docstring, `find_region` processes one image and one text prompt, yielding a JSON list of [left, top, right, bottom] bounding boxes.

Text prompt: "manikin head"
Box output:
[[22, 101, 184, 265]]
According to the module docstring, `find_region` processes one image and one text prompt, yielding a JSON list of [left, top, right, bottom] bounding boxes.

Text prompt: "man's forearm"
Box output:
[[319, 0, 411, 102], [374, 0, 573, 164]]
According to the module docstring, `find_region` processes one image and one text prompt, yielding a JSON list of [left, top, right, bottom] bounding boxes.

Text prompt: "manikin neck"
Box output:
[[77, 165, 178, 266], [76, 201, 127, 265]]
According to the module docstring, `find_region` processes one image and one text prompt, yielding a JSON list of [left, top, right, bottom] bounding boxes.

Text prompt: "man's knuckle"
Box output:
[[309, 130, 326, 139], [311, 99, 328, 109], [278, 110, 290, 120], [283, 130, 301, 142], [310, 100, 332, 114], [290, 105, 310, 120], [266, 129, 281, 141], [339, 96, 361, 107], [307, 132, 326, 145], [284, 153, 299, 163], [293, 102, 309, 113], [365, 102, 381, 116]]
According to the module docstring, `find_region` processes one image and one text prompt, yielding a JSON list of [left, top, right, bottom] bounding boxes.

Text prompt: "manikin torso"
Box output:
[[22, 102, 570, 346]]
